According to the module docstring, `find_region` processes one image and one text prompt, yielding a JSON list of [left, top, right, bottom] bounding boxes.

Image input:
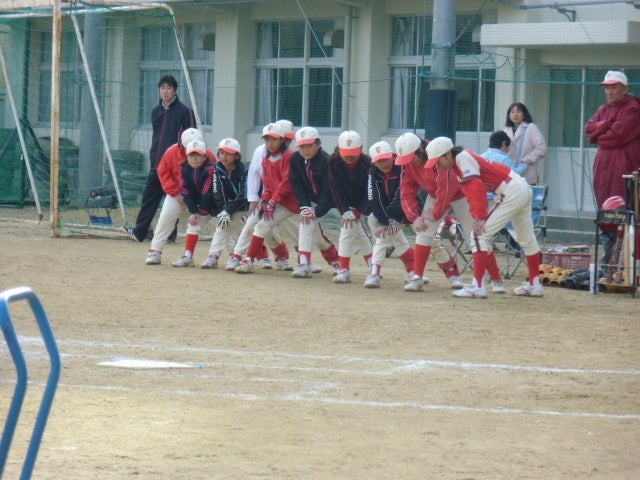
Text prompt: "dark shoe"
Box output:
[[120, 226, 143, 243]]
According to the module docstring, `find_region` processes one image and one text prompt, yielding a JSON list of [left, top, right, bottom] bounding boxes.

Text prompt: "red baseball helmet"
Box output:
[[602, 195, 625, 210]]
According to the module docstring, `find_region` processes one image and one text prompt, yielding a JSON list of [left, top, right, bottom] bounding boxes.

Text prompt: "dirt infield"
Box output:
[[0, 222, 639, 479]]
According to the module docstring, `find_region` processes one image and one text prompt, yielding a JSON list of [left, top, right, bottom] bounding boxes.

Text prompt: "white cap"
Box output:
[[218, 138, 241, 154], [186, 139, 207, 155], [394, 133, 421, 165], [262, 122, 285, 139], [600, 70, 628, 86], [181, 128, 204, 147], [425, 136, 454, 168], [276, 119, 296, 139], [295, 126, 320, 146], [369, 141, 394, 163], [338, 130, 362, 157]]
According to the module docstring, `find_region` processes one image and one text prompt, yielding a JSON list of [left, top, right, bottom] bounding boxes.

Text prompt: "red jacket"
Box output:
[[261, 148, 299, 213], [400, 162, 464, 222], [585, 94, 640, 208], [157, 143, 217, 197], [453, 149, 511, 220]]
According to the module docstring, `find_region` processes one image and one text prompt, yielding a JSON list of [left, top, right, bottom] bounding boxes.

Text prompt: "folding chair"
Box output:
[[437, 216, 473, 273], [493, 185, 548, 279]]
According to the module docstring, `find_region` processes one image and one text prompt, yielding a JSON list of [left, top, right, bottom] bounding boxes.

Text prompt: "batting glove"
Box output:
[[300, 206, 316, 218], [472, 218, 486, 237], [262, 199, 276, 221], [412, 216, 428, 232], [216, 210, 231, 229], [341, 210, 357, 229]]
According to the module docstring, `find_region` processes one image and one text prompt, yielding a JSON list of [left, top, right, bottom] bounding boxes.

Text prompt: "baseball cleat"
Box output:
[[172, 256, 194, 267], [292, 264, 312, 278], [404, 275, 424, 292], [491, 280, 506, 293], [145, 250, 161, 265], [333, 269, 352, 284], [513, 281, 544, 297], [453, 283, 487, 298], [363, 273, 381, 288], [201, 255, 218, 269], [225, 256, 240, 271], [235, 258, 254, 274]]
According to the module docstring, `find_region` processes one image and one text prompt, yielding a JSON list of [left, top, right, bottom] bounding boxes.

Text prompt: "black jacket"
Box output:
[[180, 159, 216, 215], [368, 163, 411, 226], [213, 160, 248, 216], [327, 152, 372, 216], [149, 96, 196, 168], [289, 149, 335, 218]]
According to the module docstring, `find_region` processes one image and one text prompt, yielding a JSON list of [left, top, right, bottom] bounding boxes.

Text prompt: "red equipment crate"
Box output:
[[542, 250, 591, 270]]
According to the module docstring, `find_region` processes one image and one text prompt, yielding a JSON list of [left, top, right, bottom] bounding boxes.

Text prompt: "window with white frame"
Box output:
[[139, 23, 215, 125], [255, 19, 344, 128], [549, 67, 640, 148], [389, 14, 494, 132]]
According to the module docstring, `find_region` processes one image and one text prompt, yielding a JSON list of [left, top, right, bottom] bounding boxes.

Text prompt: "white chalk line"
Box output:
[[7, 336, 640, 377], [1, 378, 637, 421], [3, 336, 640, 421]]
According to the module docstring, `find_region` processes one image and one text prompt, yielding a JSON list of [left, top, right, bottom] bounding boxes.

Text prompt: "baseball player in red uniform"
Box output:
[[425, 136, 543, 298], [235, 122, 296, 273], [396, 132, 506, 293], [144, 128, 215, 265]]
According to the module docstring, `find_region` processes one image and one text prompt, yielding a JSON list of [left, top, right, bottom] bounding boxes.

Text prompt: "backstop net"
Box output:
[[0, 3, 197, 236]]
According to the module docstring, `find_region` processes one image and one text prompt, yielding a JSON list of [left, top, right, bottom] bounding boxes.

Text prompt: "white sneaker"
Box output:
[[333, 269, 352, 284], [453, 283, 487, 298], [514, 281, 544, 297], [235, 258, 254, 274], [310, 264, 322, 274], [449, 276, 464, 289], [491, 280, 506, 293], [405, 271, 429, 284], [330, 261, 340, 275], [292, 264, 312, 278], [201, 255, 218, 269], [404, 275, 424, 292], [145, 250, 161, 265], [260, 258, 273, 269], [173, 256, 194, 267], [364, 273, 381, 288], [225, 256, 240, 271], [276, 258, 293, 271]]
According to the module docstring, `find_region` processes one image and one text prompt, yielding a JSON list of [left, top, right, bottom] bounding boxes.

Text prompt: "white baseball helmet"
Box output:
[[338, 130, 362, 157], [218, 138, 241, 154], [181, 128, 204, 147], [426, 136, 454, 160], [394, 132, 421, 165]]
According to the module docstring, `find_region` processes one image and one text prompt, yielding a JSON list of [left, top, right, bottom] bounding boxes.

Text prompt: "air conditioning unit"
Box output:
[[323, 29, 344, 49]]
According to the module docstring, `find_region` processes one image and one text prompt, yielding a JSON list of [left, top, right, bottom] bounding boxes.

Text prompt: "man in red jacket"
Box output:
[[586, 70, 640, 267]]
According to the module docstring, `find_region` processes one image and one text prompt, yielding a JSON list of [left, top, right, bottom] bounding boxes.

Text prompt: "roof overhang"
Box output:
[[481, 21, 640, 49]]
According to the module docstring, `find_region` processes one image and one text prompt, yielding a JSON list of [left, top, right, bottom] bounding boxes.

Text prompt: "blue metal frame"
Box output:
[[0, 287, 61, 479]]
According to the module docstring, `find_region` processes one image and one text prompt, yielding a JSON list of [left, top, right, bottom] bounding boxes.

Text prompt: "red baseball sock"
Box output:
[[526, 252, 541, 285], [247, 235, 265, 261], [399, 248, 415, 272], [185, 234, 198, 257], [413, 244, 431, 277], [472, 251, 488, 287], [438, 257, 460, 278], [486, 252, 502, 281]]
